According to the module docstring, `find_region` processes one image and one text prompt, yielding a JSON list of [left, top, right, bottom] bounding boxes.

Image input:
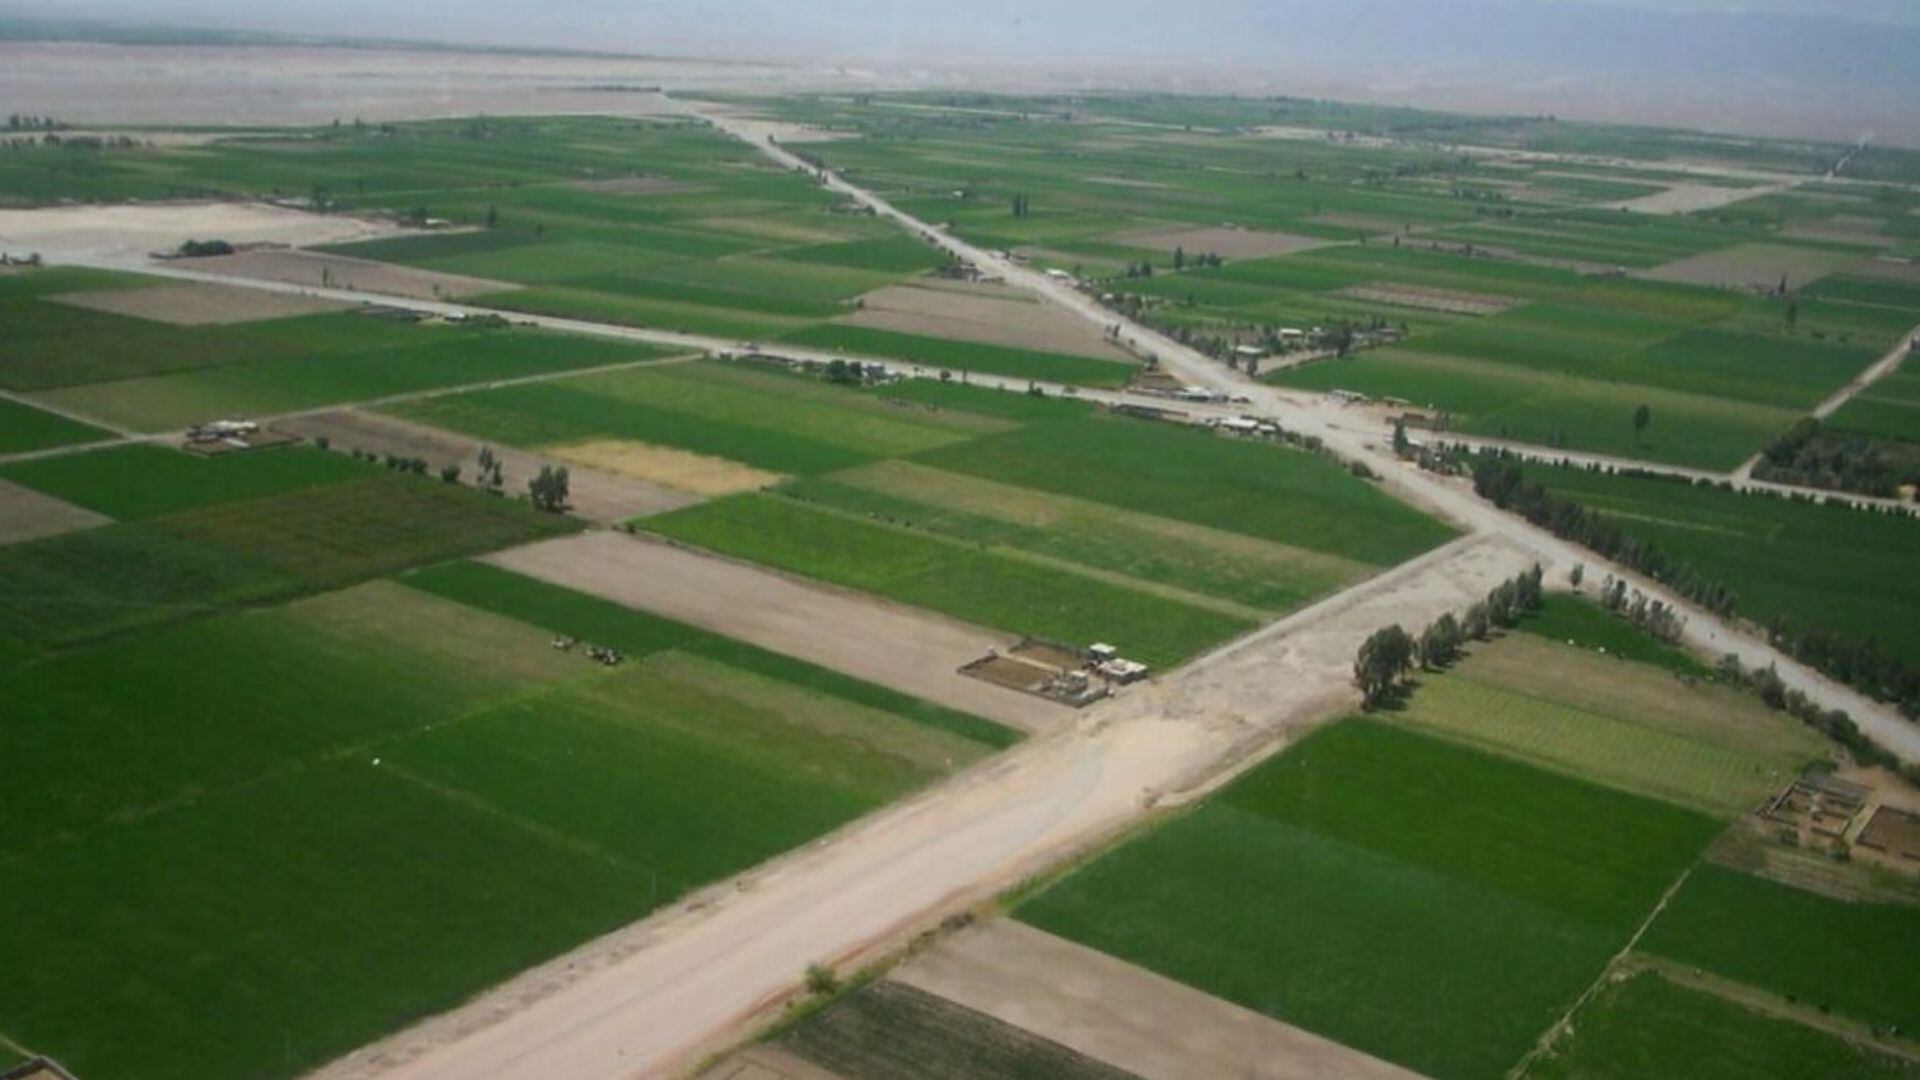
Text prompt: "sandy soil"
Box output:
[[846, 280, 1133, 361], [1310, 211, 1405, 236], [1112, 224, 1329, 259], [707, 1049, 844, 1080], [0, 479, 111, 545], [1334, 282, 1518, 316], [1604, 180, 1790, 215], [1780, 216, 1897, 248], [546, 439, 784, 497], [1851, 256, 1920, 285], [50, 281, 350, 324], [1640, 241, 1857, 289], [181, 249, 516, 301], [891, 921, 1427, 1080], [274, 410, 698, 524], [482, 531, 1067, 733], [0, 202, 408, 264]]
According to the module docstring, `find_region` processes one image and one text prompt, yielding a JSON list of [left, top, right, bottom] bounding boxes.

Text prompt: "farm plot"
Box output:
[[772, 981, 1140, 1080], [842, 279, 1132, 361], [1641, 242, 1863, 290], [1387, 630, 1821, 816], [0, 479, 111, 546], [0, 573, 1005, 1080], [1501, 461, 1920, 660], [1639, 864, 1920, 1034], [184, 249, 517, 300], [0, 397, 113, 454], [782, 324, 1136, 387], [0, 443, 362, 520], [1527, 971, 1920, 1080], [1830, 359, 1920, 444], [1018, 720, 1721, 1080], [50, 281, 350, 324]]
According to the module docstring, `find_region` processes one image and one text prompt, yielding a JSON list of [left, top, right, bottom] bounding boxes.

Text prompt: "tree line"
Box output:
[[1472, 455, 1920, 720], [1754, 418, 1920, 499], [1354, 565, 1544, 707]]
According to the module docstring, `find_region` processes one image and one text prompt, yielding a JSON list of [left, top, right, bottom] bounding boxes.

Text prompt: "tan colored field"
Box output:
[[545, 439, 783, 497], [891, 921, 1424, 1080], [51, 281, 350, 324], [1112, 224, 1330, 259], [844, 280, 1133, 362], [1309, 211, 1404, 236], [186, 249, 516, 300], [484, 531, 1067, 734], [0, 202, 406, 264], [278, 411, 698, 523], [1780, 215, 1896, 248], [1335, 282, 1519, 316], [0, 478, 111, 546], [710, 1048, 844, 1080], [1640, 242, 1858, 289], [1850, 256, 1920, 285]]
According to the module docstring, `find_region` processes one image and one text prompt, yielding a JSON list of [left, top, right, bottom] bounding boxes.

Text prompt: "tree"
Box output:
[[1392, 419, 1411, 458], [1462, 602, 1491, 641], [1785, 300, 1799, 329], [528, 464, 570, 512], [484, 203, 499, 229], [1173, 246, 1186, 271], [1569, 563, 1585, 590], [1632, 403, 1652, 443], [440, 463, 461, 484], [1417, 613, 1463, 670], [1354, 625, 1416, 707]]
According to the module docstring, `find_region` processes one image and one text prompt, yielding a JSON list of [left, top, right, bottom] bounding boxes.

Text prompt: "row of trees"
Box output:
[[1473, 454, 1920, 719], [1718, 653, 1913, 780], [1593, 574, 1686, 643], [1354, 565, 1544, 707], [5, 114, 60, 131], [1754, 418, 1918, 499]]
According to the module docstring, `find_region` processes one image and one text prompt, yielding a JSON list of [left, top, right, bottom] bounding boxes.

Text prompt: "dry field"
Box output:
[[546, 439, 783, 497], [0, 202, 406, 264], [50, 281, 350, 325], [1309, 212, 1404, 236], [1780, 215, 1897, 248], [890, 920, 1424, 1080], [275, 411, 697, 523], [0, 479, 110, 545], [1113, 225, 1330, 260], [1334, 282, 1520, 316], [1641, 242, 1858, 289], [846, 280, 1133, 361], [709, 1048, 845, 1080], [483, 531, 1068, 733], [186, 250, 516, 300]]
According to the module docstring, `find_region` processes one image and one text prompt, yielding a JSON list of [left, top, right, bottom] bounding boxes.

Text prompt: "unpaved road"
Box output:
[[483, 531, 1066, 734], [312, 533, 1533, 1080], [890, 920, 1426, 1080]]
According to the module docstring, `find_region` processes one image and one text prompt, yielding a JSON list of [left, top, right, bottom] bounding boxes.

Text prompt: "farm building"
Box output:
[[1852, 805, 1920, 876]]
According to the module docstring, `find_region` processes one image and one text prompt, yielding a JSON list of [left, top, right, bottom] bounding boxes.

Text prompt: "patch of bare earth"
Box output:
[[845, 280, 1133, 361], [0, 201, 409, 264], [50, 281, 350, 324], [0, 479, 110, 545], [483, 531, 1067, 734], [1640, 242, 1857, 289], [1309, 211, 1404, 236], [276, 411, 698, 524], [709, 1048, 845, 1080], [1112, 225, 1330, 260], [1334, 282, 1519, 316], [545, 439, 783, 498], [184, 249, 516, 301], [891, 920, 1426, 1080], [1779, 216, 1896, 248]]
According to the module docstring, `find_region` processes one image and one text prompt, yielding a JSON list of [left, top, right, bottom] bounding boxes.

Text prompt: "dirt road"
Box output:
[[483, 531, 1066, 734]]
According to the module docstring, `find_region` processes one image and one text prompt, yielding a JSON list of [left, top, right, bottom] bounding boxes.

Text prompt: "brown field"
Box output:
[[484, 531, 1067, 733], [1779, 215, 1896, 248], [962, 655, 1055, 694], [844, 280, 1133, 362], [891, 920, 1424, 1080], [709, 1048, 844, 1080], [187, 249, 517, 300], [1308, 212, 1405, 236], [1851, 256, 1920, 285], [51, 281, 350, 324], [0, 478, 111, 545], [545, 439, 784, 497], [1111, 225, 1330, 260], [1640, 241, 1859, 289], [1334, 282, 1519, 316], [278, 411, 698, 523]]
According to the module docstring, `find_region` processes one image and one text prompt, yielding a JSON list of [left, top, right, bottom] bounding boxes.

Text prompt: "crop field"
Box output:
[[1831, 357, 1920, 444], [0, 454, 573, 650], [1527, 971, 1920, 1080], [0, 566, 1006, 1080], [1639, 864, 1920, 1033], [0, 443, 361, 519], [1018, 720, 1721, 1080], [1388, 625, 1822, 816], [775, 980, 1137, 1080], [1503, 461, 1920, 660], [0, 397, 113, 454], [780, 323, 1136, 386]]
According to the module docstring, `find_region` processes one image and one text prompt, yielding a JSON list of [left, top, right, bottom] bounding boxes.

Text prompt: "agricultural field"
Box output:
[[0, 559, 1011, 1080], [0, 444, 575, 650], [0, 264, 676, 432], [1017, 719, 1721, 1080], [1527, 971, 1920, 1080], [1388, 604, 1824, 816], [1639, 863, 1920, 1033], [0, 397, 113, 454], [1500, 460, 1920, 661], [1831, 352, 1920, 445]]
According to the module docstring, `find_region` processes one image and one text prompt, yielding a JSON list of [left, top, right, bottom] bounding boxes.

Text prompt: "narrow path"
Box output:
[[0, 384, 137, 437], [1733, 327, 1918, 480]]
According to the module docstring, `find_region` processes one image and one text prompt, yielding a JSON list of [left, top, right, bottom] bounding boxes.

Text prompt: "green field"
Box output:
[[0, 460, 574, 649], [1518, 592, 1712, 676], [1018, 720, 1720, 1080], [778, 980, 1138, 1080], [1641, 864, 1920, 1033], [1528, 971, 1920, 1080], [0, 443, 362, 519], [0, 567, 1009, 1080], [0, 397, 113, 454], [1831, 357, 1920, 444], [1503, 461, 1920, 661], [781, 323, 1136, 387]]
